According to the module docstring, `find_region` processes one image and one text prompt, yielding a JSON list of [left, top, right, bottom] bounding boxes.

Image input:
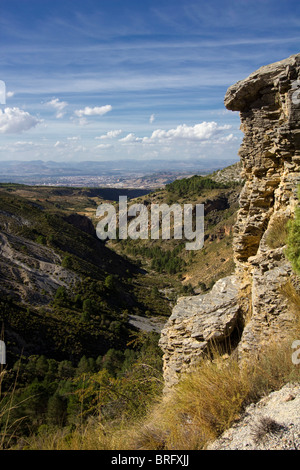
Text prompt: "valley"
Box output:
[[0, 165, 243, 446]]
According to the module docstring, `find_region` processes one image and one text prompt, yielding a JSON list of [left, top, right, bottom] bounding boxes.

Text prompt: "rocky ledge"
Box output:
[[160, 53, 300, 389], [159, 275, 242, 389]]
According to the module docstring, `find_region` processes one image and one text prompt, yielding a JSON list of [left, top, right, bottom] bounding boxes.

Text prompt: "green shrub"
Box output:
[[61, 255, 73, 269], [104, 274, 115, 290], [36, 235, 46, 245], [166, 175, 231, 197]]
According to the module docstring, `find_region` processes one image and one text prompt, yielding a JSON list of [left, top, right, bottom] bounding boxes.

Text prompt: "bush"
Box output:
[[104, 275, 115, 290], [61, 255, 73, 270], [36, 235, 46, 245], [54, 286, 69, 307]]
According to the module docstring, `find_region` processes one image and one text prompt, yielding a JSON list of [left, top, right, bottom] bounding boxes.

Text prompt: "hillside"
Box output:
[[0, 186, 171, 365], [0, 171, 242, 363], [107, 171, 242, 293], [0, 167, 243, 446], [12, 53, 298, 452]]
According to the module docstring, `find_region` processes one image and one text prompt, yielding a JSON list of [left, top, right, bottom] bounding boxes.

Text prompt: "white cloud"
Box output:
[[119, 133, 139, 143], [96, 129, 122, 139], [74, 105, 112, 117], [223, 133, 237, 142], [6, 91, 15, 99], [14, 141, 36, 147], [46, 98, 68, 118], [77, 117, 88, 126], [74, 145, 87, 153], [0, 107, 40, 134], [95, 143, 113, 149], [117, 122, 234, 147], [149, 114, 155, 124], [0, 141, 39, 152], [143, 122, 231, 143]]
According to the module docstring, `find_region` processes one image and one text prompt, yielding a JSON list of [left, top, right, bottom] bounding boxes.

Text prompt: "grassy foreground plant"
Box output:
[[6, 264, 300, 451], [132, 332, 300, 450], [30, 335, 300, 451]]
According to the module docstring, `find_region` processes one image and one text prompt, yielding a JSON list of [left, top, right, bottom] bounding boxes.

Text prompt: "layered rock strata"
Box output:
[[159, 276, 242, 388], [159, 53, 300, 389]]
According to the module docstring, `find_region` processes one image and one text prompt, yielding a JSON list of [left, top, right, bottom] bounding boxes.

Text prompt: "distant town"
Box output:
[[6, 172, 198, 189], [0, 158, 239, 188]]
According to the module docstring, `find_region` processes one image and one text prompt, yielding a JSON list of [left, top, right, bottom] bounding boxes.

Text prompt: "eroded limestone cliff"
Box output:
[[159, 53, 300, 389]]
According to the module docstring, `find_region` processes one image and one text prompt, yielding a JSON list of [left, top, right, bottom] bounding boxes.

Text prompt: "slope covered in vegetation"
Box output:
[[0, 167, 243, 448]]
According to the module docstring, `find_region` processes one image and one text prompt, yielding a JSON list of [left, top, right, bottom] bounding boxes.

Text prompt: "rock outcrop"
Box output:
[[159, 53, 300, 389], [207, 382, 300, 450], [159, 276, 242, 388], [0, 231, 78, 305], [227, 53, 300, 359]]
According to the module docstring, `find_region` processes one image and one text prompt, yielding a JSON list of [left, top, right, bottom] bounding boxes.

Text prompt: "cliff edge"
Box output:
[[159, 53, 300, 389]]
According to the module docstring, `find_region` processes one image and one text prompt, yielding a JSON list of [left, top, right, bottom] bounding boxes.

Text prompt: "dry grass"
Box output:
[[280, 279, 300, 316], [163, 358, 249, 446], [0, 365, 31, 449], [22, 326, 300, 451], [10, 274, 300, 451], [265, 215, 290, 249], [133, 336, 300, 450], [250, 416, 284, 444], [26, 416, 162, 451]]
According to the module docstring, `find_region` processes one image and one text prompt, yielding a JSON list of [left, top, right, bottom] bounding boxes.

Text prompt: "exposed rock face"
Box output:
[[226, 53, 300, 359], [0, 230, 78, 305], [210, 161, 243, 184], [225, 53, 300, 262], [159, 276, 242, 388], [159, 53, 300, 389]]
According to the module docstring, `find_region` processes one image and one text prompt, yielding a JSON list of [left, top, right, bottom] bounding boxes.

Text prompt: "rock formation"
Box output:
[[207, 382, 300, 450], [159, 53, 300, 389], [159, 276, 242, 388]]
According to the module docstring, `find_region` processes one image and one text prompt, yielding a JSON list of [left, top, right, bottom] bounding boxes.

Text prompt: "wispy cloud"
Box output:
[[149, 114, 155, 124], [0, 0, 298, 163], [95, 143, 113, 149], [96, 129, 123, 139], [119, 133, 138, 143], [46, 98, 68, 118], [74, 105, 112, 117]]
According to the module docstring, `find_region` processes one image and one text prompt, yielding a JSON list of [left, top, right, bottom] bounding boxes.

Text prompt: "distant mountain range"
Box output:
[[0, 158, 239, 179]]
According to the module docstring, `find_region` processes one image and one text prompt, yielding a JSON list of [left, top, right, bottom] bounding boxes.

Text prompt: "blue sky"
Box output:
[[0, 0, 299, 164]]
